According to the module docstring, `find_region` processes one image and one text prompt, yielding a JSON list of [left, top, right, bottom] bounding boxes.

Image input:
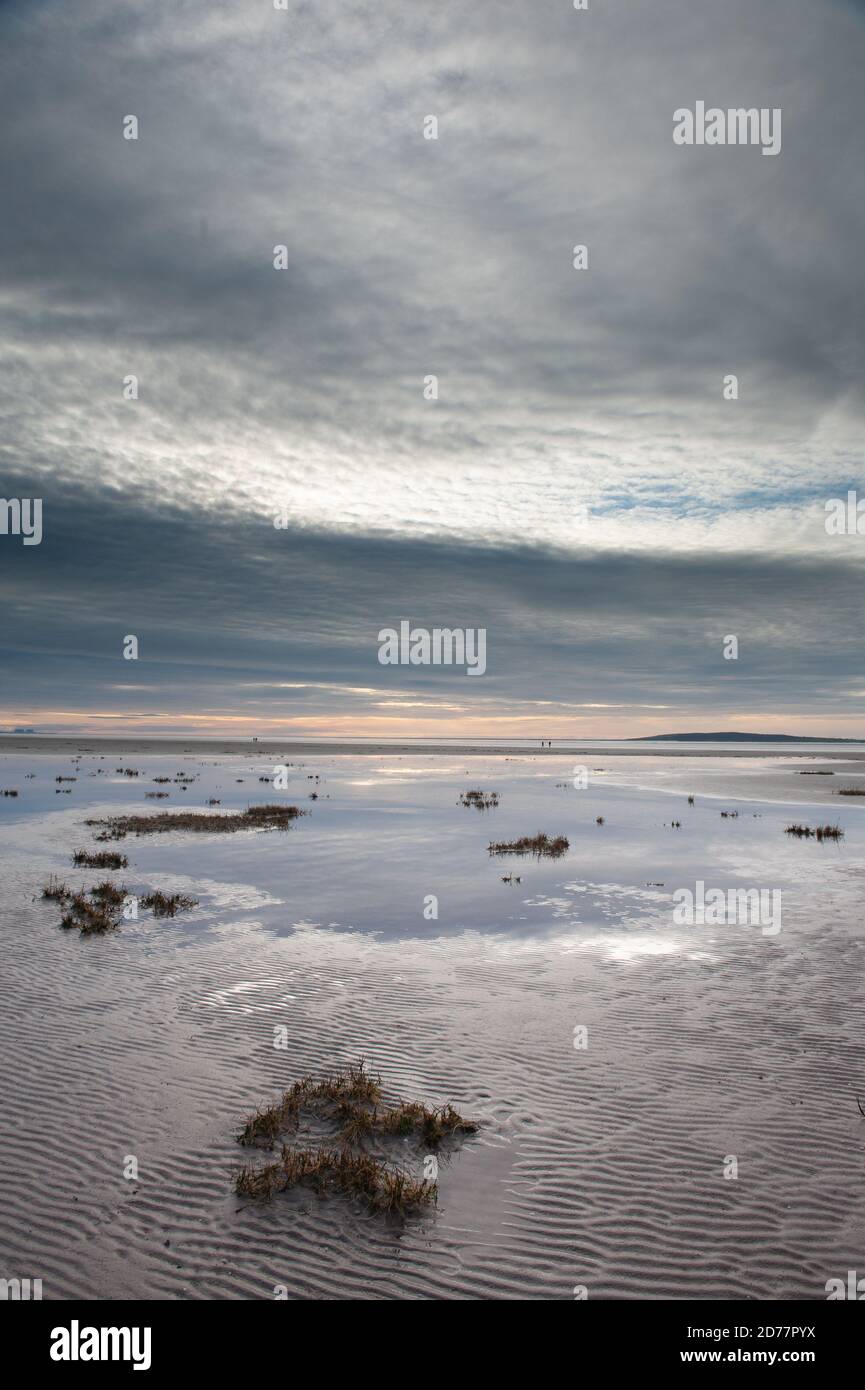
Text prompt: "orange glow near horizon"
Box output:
[[1, 706, 863, 740]]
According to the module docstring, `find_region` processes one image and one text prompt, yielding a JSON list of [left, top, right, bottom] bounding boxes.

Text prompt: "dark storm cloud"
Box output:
[[1, 472, 862, 725], [1, 0, 864, 728]]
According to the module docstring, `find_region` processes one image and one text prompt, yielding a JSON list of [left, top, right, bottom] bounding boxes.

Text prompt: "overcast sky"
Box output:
[[1, 0, 864, 738]]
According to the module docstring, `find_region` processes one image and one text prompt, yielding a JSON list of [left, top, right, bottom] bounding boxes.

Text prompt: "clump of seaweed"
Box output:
[[785, 823, 844, 841], [72, 849, 128, 868], [140, 890, 198, 917], [235, 1061, 476, 1217], [459, 789, 499, 810], [85, 802, 304, 840], [487, 833, 568, 859]]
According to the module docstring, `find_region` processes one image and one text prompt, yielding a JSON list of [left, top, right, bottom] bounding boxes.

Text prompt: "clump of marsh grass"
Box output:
[[720, 810, 739, 818], [89, 880, 127, 907], [236, 1061, 476, 1217], [146, 791, 169, 799], [86, 802, 304, 840], [785, 823, 844, 841], [239, 1061, 383, 1147], [487, 832, 568, 859], [153, 776, 171, 784], [239, 1061, 477, 1150], [236, 1145, 436, 1215], [72, 849, 128, 868], [836, 788, 865, 796], [55, 775, 76, 783], [1, 788, 19, 797], [140, 890, 198, 917], [42, 879, 125, 933], [42, 875, 70, 900], [459, 789, 499, 810], [799, 770, 833, 776], [116, 768, 140, 777], [59, 891, 120, 935]]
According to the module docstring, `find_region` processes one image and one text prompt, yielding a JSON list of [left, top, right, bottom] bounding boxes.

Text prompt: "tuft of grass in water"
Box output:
[[42, 875, 70, 900], [140, 890, 198, 917], [42, 878, 125, 930], [370, 1100, 478, 1147], [835, 788, 865, 796], [90, 880, 127, 907], [459, 789, 499, 810], [720, 810, 739, 818], [85, 802, 304, 840], [487, 832, 568, 859], [785, 823, 844, 841], [235, 1145, 437, 1215], [55, 775, 77, 783], [1, 788, 19, 796], [799, 770, 833, 775], [59, 891, 120, 935], [72, 850, 128, 868], [146, 791, 169, 798]]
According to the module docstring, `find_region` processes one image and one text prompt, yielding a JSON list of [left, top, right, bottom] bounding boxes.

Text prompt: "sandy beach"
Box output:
[[1, 740, 863, 1299]]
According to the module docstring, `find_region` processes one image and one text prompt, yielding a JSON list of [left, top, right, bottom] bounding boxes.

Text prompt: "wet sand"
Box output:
[[1, 745, 863, 1299]]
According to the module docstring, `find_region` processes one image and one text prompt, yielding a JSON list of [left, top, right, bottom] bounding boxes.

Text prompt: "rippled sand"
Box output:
[[0, 746, 863, 1299]]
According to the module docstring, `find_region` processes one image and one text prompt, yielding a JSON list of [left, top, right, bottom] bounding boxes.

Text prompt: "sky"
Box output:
[[1, 0, 864, 739]]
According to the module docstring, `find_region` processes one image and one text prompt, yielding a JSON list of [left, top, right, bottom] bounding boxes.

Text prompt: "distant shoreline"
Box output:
[[3, 735, 865, 761]]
